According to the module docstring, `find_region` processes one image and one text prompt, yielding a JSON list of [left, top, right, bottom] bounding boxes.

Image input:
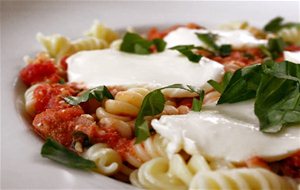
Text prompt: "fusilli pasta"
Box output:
[[85, 20, 119, 44], [83, 143, 122, 175], [24, 83, 39, 116], [190, 168, 297, 190]]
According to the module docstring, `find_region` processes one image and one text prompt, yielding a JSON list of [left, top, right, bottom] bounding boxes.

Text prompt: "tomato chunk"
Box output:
[[33, 83, 77, 114], [33, 106, 84, 147], [20, 60, 60, 86]]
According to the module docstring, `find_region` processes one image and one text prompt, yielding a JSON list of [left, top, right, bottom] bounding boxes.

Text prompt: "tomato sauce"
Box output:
[[20, 60, 61, 86], [32, 106, 84, 146], [33, 84, 77, 114]]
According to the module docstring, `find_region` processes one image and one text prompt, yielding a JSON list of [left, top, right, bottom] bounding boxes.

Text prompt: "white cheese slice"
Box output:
[[164, 27, 267, 49], [67, 49, 224, 97], [284, 51, 300, 64], [152, 100, 300, 163]]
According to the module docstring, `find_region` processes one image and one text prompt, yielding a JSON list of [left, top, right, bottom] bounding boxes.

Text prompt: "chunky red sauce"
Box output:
[[33, 84, 77, 114], [20, 60, 61, 86], [33, 106, 84, 146]]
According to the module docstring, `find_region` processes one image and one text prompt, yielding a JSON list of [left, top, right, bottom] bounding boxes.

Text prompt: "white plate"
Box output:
[[1, 1, 299, 189]]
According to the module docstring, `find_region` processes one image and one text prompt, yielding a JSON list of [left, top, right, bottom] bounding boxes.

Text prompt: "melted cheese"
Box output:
[[164, 27, 267, 49], [152, 100, 300, 163], [67, 49, 224, 97], [284, 51, 300, 64]]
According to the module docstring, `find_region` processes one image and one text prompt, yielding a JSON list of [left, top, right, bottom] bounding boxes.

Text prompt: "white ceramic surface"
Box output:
[[1, 1, 299, 189]]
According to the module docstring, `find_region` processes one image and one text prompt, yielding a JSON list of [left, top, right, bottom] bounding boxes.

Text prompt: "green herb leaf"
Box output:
[[120, 32, 152, 54], [196, 33, 219, 52], [264, 17, 300, 33], [135, 84, 204, 143], [135, 89, 165, 143], [259, 38, 285, 60], [64, 86, 114, 106], [264, 17, 284, 33], [215, 59, 300, 133], [41, 138, 96, 169], [208, 72, 233, 93], [196, 33, 232, 57], [120, 32, 166, 54], [255, 65, 300, 132], [219, 45, 232, 57], [191, 90, 205, 111], [218, 64, 262, 104], [153, 39, 167, 52], [170, 45, 202, 63]]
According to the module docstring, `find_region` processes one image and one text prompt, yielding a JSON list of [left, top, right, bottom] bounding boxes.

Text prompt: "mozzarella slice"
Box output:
[[152, 100, 300, 163], [164, 27, 267, 49], [67, 49, 224, 97], [284, 51, 300, 64]]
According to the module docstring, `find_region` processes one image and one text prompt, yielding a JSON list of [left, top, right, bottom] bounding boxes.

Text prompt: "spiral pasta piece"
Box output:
[[124, 134, 168, 168], [130, 154, 212, 189], [36, 33, 71, 59], [104, 88, 150, 117], [24, 83, 40, 116], [189, 168, 297, 190], [70, 37, 108, 53], [85, 20, 119, 44], [37, 34, 108, 61], [83, 143, 122, 175]]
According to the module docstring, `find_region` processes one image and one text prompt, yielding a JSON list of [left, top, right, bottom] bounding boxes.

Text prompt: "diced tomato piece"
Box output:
[[32, 106, 84, 146], [33, 83, 77, 114], [20, 60, 60, 86], [278, 151, 300, 178]]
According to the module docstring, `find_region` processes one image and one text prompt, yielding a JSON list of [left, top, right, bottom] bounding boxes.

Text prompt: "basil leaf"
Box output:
[[120, 32, 166, 54], [208, 72, 233, 93], [219, 45, 232, 57], [153, 39, 167, 52], [215, 59, 300, 133], [264, 17, 300, 33], [196, 33, 232, 57], [64, 86, 114, 106], [264, 17, 284, 33], [135, 84, 204, 143], [196, 33, 219, 52], [262, 60, 300, 82], [191, 90, 205, 111], [170, 45, 202, 63], [135, 89, 165, 143], [255, 73, 300, 132], [41, 138, 96, 169], [120, 32, 152, 54], [218, 64, 262, 104], [259, 38, 285, 60]]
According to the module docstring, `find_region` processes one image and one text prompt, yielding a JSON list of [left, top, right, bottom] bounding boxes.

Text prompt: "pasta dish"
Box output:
[[19, 18, 300, 189]]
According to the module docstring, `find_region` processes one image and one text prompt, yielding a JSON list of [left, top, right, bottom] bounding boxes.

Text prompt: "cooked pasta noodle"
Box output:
[[36, 33, 71, 59], [190, 168, 297, 190], [124, 134, 169, 168], [37, 34, 108, 61], [131, 154, 296, 190], [24, 83, 39, 116], [70, 37, 108, 53], [83, 143, 122, 175], [130, 154, 212, 189], [85, 20, 119, 44]]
